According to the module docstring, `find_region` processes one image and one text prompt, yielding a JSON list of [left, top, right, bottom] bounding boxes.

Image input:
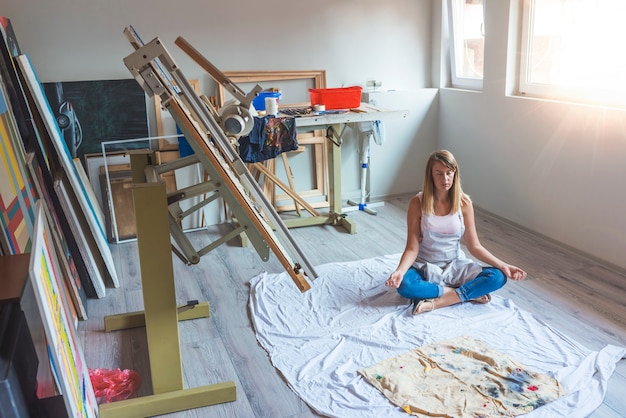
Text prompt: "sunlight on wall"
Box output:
[[524, 0, 626, 106]]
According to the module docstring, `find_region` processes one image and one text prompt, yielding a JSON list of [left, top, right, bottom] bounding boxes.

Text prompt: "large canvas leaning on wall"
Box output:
[[16, 53, 120, 289], [42, 79, 149, 163], [0, 17, 103, 301], [28, 200, 98, 418], [0, 18, 37, 256]]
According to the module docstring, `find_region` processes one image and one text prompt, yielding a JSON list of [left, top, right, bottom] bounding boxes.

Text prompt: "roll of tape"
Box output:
[[313, 104, 326, 112]]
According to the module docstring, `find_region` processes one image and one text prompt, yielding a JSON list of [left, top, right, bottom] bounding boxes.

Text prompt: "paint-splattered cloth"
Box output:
[[359, 335, 565, 417], [238, 115, 298, 163]]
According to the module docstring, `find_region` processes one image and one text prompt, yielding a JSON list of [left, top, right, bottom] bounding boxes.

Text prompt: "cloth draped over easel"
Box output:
[[238, 116, 298, 163]]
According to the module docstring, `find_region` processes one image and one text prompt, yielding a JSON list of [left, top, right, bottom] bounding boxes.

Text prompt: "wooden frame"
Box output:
[[83, 151, 131, 217], [28, 201, 98, 418], [54, 175, 107, 298], [99, 164, 135, 242], [216, 70, 330, 213], [84, 150, 139, 244], [216, 70, 326, 97]]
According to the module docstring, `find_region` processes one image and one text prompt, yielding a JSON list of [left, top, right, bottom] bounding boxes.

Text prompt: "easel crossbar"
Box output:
[[98, 381, 236, 418]]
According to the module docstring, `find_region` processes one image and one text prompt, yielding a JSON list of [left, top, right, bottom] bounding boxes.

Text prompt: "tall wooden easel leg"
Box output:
[[328, 125, 356, 233], [100, 181, 235, 418], [134, 183, 182, 393]]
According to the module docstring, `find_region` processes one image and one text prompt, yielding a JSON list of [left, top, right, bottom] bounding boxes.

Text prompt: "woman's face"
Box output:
[[431, 160, 455, 193]]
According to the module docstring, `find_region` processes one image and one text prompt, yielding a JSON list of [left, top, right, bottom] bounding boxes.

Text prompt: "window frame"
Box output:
[[447, 0, 485, 91], [518, 0, 626, 107]]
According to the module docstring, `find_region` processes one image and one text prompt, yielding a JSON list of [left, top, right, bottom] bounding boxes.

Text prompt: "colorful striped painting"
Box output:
[[29, 201, 98, 418], [0, 78, 36, 254]]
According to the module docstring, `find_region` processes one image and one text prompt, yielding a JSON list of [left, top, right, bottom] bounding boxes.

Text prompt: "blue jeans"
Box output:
[[397, 267, 507, 302]]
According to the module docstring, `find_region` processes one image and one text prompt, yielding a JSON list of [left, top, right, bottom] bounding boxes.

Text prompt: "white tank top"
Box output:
[[418, 211, 465, 263], [412, 208, 484, 285]]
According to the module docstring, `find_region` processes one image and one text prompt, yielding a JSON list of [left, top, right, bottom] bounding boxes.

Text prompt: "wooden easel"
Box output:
[[98, 25, 321, 418], [121, 26, 316, 291]]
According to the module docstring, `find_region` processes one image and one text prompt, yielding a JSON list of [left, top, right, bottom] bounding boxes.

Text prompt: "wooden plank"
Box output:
[[250, 161, 319, 217]]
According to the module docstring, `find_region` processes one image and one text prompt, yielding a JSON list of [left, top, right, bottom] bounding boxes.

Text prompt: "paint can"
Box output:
[[265, 97, 278, 116]]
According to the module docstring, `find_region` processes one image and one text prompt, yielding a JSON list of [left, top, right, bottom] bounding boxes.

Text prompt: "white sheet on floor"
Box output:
[[249, 254, 626, 418]]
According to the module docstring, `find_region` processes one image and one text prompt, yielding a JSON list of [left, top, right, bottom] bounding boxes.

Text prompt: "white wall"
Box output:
[[0, 0, 438, 223], [1, 0, 432, 88], [8, 0, 618, 271], [437, 1, 626, 270]]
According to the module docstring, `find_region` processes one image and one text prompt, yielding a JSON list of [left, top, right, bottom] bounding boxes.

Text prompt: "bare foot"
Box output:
[[470, 294, 491, 304]]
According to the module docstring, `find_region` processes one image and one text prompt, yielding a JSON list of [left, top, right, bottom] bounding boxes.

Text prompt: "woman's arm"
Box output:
[[386, 194, 422, 288], [462, 196, 527, 281]]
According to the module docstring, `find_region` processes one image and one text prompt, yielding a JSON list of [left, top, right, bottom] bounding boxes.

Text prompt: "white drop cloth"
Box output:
[[249, 254, 625, 418]]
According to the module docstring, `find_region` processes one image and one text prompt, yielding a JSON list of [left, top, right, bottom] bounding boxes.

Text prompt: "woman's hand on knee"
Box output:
[[501, 264, 527, 281], [385, 271, 404, 288]]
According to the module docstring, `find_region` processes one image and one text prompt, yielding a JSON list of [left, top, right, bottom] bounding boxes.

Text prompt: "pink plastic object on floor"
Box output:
[[88, 368, 141, 403]]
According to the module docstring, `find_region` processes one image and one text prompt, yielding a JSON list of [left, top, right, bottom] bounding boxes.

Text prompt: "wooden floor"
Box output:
[[77, 195, 626, 418]]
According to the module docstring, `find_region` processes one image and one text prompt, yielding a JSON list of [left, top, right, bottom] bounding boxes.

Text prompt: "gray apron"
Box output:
[[411, 210, 483, 286]]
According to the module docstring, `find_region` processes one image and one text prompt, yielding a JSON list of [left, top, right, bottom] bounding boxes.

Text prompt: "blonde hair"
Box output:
[[421, 150, 465, 215]]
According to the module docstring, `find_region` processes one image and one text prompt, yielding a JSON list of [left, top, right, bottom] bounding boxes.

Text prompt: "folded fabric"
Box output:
[[359, 335, 565, 418]]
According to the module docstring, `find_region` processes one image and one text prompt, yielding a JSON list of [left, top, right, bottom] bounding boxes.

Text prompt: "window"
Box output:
[[447, 0, 485, 90], [520, 0, 626, 106]]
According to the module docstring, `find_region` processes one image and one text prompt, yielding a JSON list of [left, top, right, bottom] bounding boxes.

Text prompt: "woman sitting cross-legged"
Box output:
[[385, 150, 526, 315]]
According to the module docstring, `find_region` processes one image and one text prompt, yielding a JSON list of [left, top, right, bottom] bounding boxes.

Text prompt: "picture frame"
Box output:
[[26, 152, 88, 318], [4, 35, 100, 303], [54, 174, 107, 298], [84, 151, 132, 211], [28, 200, 98, 418], [99, 164, 135, 242], [73, 157, 105, 229]]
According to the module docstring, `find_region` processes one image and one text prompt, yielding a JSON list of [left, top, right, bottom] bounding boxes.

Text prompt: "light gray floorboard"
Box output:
[[78, 195, 626, 417]]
